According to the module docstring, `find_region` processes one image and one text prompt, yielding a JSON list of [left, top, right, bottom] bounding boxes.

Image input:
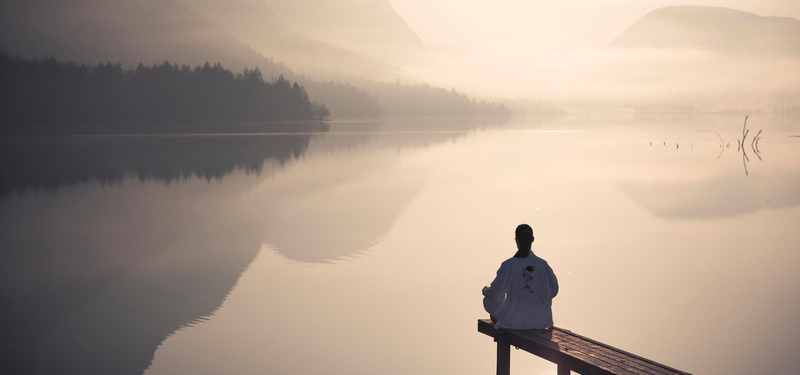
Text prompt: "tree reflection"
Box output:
[[0, 122, 328, 198], [0, 125, 326, 375]]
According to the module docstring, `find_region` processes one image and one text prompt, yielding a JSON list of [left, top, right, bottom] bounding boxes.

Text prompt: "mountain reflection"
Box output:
[[262, 116, 510, 262], [619, 170, 800, 220], [619, 129, 800, 220], [0, 123, 329, 375], [0, 117, 508, 375], [261, 145, 427, 263]]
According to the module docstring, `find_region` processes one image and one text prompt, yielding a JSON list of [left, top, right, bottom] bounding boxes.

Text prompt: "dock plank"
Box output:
[[478, 319, 692, 375], [524, 330, 655, 375], [549, 331, 672, 375]]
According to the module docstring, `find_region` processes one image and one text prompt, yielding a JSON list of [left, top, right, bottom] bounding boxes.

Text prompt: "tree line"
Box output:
[[0, 53, 329, 127], [373, 80, 512, 117], [301, 79, 382, 118], [302, 78, 512, 118]]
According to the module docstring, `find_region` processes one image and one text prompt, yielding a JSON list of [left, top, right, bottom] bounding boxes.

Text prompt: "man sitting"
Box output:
[[482, 224, 559, 329]]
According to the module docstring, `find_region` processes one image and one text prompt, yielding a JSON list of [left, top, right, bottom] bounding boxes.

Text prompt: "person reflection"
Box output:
[[482, 224, 559, 329]]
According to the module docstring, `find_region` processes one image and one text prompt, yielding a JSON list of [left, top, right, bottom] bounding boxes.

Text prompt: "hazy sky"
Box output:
[[390, 0, 800, 46]]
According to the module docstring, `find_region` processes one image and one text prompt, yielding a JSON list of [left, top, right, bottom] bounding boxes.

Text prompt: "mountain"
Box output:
[[264, 0, 428, 65], [178, 0, 404, 81], [0, 0, 392, 118], [609, 6, 800, 56], [0, 0, 288, 74], [0, 0, 507, 119], [0, 134, 317, 374]]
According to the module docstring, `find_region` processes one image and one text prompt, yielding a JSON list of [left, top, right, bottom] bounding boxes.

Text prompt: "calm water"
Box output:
[[1, 115, 799, 375]]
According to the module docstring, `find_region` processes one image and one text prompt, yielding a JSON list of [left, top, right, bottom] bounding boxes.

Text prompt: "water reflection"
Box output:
[[0, 124, 327, 375], [0, 121, 330, 198], [0, 117, 509, 375], [261, 158, 426, 262], [625, 127, 800, 219], [619, 170, 800, 219], [138, 120, 800, 375], [264, 117, 510, 262]]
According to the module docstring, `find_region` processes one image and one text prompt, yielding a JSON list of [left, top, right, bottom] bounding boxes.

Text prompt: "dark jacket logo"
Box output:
[[522, 265, 536, 293]]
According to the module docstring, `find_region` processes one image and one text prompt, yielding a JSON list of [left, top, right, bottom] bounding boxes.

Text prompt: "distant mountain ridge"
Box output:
[[0, 0, 288, 74], [264, 0, 428, 64], [0, 0, 387, 118], [0, 0, 510, 119], [179, 0, 404, 81], [609, 6, 800, 56]]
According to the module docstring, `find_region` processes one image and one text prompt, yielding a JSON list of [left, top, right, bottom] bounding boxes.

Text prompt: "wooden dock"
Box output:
[[478, 319, 692, 375]]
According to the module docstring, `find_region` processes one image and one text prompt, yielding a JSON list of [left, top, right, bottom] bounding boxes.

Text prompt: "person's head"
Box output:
[[515, 224, 534, 252]]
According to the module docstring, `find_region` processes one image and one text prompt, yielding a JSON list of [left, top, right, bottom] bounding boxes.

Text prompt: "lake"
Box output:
[[1, 115, 799, 375]]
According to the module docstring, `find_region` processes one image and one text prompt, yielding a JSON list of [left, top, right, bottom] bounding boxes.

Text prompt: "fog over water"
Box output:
[[1, 116, 799, 375], [1, 1, 800, 374]]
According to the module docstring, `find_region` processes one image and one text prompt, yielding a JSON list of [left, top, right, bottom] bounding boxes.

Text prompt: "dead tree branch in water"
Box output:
[[738, 115, 749, 152], [751, 129, 763, 160]]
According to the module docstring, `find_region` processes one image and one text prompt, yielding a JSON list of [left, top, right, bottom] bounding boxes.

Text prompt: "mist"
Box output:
[[3, 0, 798, 113], [392, 2, 800, 110], [2, 2, 800, 375]]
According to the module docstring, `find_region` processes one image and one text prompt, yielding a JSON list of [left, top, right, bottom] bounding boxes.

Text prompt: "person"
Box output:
[[482, 224, 559, 329]]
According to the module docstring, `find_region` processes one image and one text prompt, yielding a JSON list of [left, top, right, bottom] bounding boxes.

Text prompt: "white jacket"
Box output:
[[482, 251, 559, 329]]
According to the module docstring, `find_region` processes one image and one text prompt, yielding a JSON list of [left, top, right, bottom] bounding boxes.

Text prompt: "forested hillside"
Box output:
[[371, 81, 511, 117], [0, 0, 513, 122], [179, 0, 402, 82], [0, 54, 327, 126]]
